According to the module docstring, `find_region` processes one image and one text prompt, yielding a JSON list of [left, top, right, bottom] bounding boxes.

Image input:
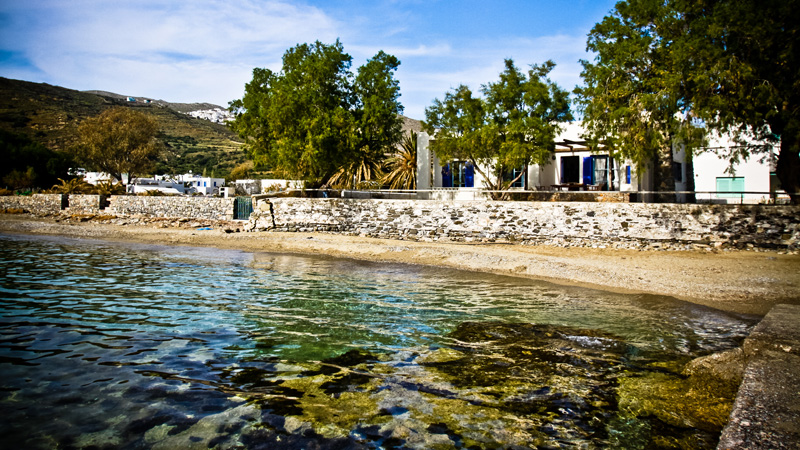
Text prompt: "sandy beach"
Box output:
[[1, 213, 798, 316]]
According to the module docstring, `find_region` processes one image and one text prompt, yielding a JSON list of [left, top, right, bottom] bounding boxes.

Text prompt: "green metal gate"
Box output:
[[233, 196, 253, 220]]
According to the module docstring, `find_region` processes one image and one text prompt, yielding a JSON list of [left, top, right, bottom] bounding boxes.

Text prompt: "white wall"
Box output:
[[693, 132, 775, 204], [419, 123, 634, 192]]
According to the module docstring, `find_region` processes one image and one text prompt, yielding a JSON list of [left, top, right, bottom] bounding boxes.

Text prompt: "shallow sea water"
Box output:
[[0, 233, 756, 449]]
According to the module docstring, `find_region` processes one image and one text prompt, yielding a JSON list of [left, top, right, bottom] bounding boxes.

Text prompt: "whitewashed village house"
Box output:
[[417, 122, 781, 204], [178, 173, 225, 196]]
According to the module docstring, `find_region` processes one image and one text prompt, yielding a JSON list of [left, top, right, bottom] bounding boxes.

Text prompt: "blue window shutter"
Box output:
[[465, 162, 474, 187], [626, 166, 631, 184], [582, 157, 593, 185], [442, 163, 452, 188]]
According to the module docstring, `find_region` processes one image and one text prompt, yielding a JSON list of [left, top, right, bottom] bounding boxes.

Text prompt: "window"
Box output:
[[626, 165, 632, 184], [560, 156, 580, 183], [504, 167, 525, 188], [716, 177, 744, 199], [593, 156, 608, 187], [581, 156, 608, 187], [451, 161, 474, 188]]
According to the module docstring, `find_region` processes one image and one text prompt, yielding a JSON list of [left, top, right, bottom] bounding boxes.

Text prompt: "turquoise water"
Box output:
[[0, 233, 755, 449]]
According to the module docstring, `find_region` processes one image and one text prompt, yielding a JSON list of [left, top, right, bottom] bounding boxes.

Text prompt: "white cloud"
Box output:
[[2, 1, 598, 116], [3, 0, 341, 105]]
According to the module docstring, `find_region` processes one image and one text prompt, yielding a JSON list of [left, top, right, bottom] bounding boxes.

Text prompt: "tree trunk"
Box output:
[[775, 134, 800, 204], [684, 153, 696, 204], [652, 144, 676, 203]]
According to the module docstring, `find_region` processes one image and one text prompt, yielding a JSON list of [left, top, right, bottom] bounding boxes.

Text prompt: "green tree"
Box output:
[[578, 0, 799, 202], [75, 107, 163, 184], [229, 41, 403, 188], [3, 167, 37, 191], [227, 161, 255, 183], [677, 0, 800, 202], [0, 130, 73, 189], [576, 0, 706, 196], [424, 59, 572, 197]]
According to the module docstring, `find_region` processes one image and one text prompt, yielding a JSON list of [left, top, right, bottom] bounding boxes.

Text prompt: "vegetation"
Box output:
[[424, 59, 572, 197], [382, 131, 417, 190], [577, 0, 799, 202], [229, 41, 404, 188], [0, 77, 245, 182], [74, 107, 163, 184], [49, 177, 93, 194], [91, 179, 126, 195], [0, 129, 74, 190]]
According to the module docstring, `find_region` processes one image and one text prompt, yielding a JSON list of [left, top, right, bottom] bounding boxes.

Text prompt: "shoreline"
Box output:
[[2, 213, 799, 316]]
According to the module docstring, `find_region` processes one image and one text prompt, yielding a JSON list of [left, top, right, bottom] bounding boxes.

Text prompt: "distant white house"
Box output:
[[178, 173, 225, 195], [186, 108, 233, 124], [130, 175, 186, 195], [234, 179, 304, 195], [71, 169, 128, 185]]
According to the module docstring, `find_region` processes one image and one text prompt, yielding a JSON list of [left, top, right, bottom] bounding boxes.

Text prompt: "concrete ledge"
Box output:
[[718, 304, 800, 449]]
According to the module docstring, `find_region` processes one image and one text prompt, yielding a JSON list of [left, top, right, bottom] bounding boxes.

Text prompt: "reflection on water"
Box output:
[[0, 234, 755, 449]]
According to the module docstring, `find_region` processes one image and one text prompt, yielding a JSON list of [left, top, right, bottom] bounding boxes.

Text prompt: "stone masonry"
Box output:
[[247, 198, 800, 249], [0, 194, 65, 214], [108, 196, 235, 221]]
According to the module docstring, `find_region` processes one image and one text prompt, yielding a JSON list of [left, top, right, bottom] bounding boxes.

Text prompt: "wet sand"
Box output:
[[2, 213, 798, 316]]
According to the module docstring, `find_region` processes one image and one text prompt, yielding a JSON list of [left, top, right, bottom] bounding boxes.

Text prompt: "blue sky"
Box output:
[[0, 0, 618, 119]]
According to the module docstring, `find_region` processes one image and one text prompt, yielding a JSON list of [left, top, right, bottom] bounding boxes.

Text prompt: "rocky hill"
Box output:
[[0, 77, 245, 177]]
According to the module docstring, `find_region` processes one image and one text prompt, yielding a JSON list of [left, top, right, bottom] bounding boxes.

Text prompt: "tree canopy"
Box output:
[[229, 41, 404, 188], [75, 107, 163, 184], [424, 59, 572, 195], [577, 0, 800, 201], [0, 130, 73, 190]]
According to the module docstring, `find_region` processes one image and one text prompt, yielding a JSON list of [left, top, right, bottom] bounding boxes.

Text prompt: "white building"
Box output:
[[417, 122, 637, 198], [186, 108, 233, 124], [70, 170, 128, 185], [232, 179, 304, 195], [130, 176, 186, 195], [178, 173, 225, 195], [692, 132, 780, 204], [417, 121, 779, 203]]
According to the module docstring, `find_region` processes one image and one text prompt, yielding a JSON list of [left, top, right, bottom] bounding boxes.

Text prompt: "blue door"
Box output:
[[465, 162, 474, 188], [582, 157, 594, 185], [441, 164, 452, 187]]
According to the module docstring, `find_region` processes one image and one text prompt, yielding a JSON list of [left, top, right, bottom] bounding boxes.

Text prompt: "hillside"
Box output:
[[0, 77, 245, 177]]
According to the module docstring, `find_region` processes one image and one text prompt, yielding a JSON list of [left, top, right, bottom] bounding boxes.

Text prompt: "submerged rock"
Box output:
[[683, 347, 746, 392], [223, 322, 735, 449]]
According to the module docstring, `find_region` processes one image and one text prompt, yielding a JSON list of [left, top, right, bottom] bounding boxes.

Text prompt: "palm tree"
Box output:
[[382, 131, 417, 190], [92, 179, 126, 195], [49, 177, 93, 194], [327, 148, 385, 190]]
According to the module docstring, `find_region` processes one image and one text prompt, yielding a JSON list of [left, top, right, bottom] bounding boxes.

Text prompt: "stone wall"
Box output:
[[0, 195, 236, 220], [66, 195, 108, 213], [107, 196, 235, 220], [0, 194, 65, 214], [247, 198, 800, 249]]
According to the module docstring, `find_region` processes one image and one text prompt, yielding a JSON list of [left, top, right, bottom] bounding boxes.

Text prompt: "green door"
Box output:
[[234, 196, 253, 220]]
